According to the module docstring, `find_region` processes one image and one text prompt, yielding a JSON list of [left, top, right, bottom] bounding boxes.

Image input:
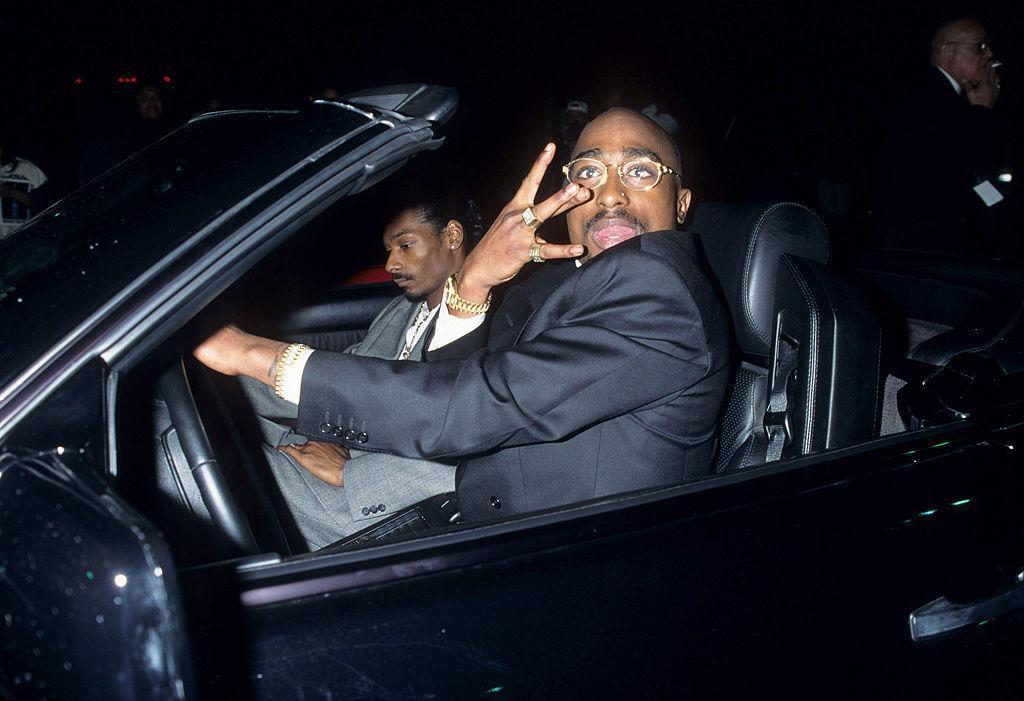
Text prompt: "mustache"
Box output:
[[584, 209, 644, 235], [392, 273, 415, 282]]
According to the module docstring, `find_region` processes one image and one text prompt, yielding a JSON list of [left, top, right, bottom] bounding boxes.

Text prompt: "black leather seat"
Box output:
[[693, 202, 884, 472]]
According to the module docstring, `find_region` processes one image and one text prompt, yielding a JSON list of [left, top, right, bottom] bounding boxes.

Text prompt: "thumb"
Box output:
[[537, 242, 586, 261]]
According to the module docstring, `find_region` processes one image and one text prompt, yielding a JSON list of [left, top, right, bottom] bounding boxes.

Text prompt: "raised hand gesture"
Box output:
[[453, 143, 591, 312]]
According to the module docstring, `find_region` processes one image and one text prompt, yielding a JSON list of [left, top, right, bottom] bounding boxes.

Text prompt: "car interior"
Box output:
[[105, 141, 1024, 572]]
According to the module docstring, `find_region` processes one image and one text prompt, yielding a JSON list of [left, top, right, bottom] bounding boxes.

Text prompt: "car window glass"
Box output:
[[0, 109, 369, 393]]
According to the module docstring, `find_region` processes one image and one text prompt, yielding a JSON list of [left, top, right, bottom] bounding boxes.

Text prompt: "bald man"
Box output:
[[196, 109, 730, 521], [874, 17, 1002, 255], [932, 18, 1001, 108]]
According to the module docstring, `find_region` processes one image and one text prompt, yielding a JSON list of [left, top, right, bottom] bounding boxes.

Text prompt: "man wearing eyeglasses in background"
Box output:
[[873, 17, 1004, 256], [195, 108, 730, 522]]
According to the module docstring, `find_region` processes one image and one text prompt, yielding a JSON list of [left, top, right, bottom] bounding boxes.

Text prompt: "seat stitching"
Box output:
[[742, 202, 827, 349], [739, 380, 758, 469], [782, 256, 819, 453], [793, 202, 830, 263], [745, 374, 762, 466], [742, 204, 784, 348]]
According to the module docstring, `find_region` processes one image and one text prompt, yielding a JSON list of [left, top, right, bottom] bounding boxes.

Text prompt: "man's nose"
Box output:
[[386, 251, 401, 272], [595, 171, 630, 209]]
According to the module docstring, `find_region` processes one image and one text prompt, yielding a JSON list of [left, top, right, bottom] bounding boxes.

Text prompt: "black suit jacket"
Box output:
[[874, 67, 997, 253], [297, 230, 731, 520]]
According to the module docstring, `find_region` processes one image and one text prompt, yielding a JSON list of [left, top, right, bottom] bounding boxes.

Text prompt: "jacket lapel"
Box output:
[[358, 297, 420, 360]]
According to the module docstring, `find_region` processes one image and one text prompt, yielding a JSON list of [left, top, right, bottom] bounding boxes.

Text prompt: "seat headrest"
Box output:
[[693, 202, 828, 356]]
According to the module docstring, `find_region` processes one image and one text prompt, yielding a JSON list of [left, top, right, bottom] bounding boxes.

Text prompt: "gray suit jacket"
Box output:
[[340, 297, 456, 523], [298, 231, 730, 521], [247, 296, 455, 528]]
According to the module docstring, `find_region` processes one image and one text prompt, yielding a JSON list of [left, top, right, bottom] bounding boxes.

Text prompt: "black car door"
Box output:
[[202, 412, 1024, 700]]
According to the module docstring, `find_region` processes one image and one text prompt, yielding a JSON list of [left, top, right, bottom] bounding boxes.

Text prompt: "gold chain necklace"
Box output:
[[398, 303, 431, 360]]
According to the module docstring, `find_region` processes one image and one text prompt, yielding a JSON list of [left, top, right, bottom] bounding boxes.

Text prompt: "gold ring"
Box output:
[[522, 207, 543, 229], [529, 242, 545, 263]]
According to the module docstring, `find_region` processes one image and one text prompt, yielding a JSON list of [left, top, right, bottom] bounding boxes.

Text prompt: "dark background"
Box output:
[[2, 0, 1022, 253]]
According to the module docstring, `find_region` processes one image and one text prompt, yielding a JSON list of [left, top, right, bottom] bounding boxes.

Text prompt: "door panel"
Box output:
[[224, 432, 1024, 699]]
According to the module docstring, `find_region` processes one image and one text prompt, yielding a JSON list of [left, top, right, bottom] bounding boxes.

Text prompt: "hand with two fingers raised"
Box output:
[[451, 143, 591, 315]]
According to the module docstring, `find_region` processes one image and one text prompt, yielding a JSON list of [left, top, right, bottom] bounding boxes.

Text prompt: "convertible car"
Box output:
[[1, 85, 1023, 700]]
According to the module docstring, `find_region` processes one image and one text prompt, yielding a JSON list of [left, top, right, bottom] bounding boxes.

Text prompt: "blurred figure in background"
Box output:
[[0, 130, 50, 239], [559, 100, 589, 154], [80, 83, 173, 185], [642, 103, 680, 137], [310, 87, 341, 101], [873, 17, 1003, 256]]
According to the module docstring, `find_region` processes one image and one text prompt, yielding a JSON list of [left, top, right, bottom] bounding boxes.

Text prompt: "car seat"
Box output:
[[693, 202, 884, 472]]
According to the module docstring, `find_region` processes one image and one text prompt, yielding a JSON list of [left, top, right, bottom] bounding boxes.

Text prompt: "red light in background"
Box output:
[[162, 75, 173, 84], [73, 76, 84, 85]]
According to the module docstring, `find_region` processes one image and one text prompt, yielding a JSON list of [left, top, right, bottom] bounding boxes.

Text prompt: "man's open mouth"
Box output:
[[585, 212, 644, 250]]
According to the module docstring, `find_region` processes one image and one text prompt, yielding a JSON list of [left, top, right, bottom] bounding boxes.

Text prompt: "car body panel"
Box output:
[[172, 409, 1024, 698], [0, 449, 194, 700]]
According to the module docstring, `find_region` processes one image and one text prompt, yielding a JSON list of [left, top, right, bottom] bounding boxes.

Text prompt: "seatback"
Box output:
[[693, 202, 882, 472], [771, 255, 884, 456], [694, 202, 828, 471]]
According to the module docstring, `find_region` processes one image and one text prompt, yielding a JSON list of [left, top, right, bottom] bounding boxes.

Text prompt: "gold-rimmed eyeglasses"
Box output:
[[562, 157, 680, 192]]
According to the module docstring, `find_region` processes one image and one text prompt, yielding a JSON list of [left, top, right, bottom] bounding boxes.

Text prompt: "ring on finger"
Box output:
[[529, 242, 546, 263], [522, 207, 543, 229]]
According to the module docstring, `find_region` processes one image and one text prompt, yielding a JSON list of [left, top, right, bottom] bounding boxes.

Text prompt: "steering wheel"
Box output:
[[156, 358, 260, 556]]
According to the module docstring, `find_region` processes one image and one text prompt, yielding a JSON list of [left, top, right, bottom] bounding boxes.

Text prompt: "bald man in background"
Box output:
[[873, 17, 1003, 255]]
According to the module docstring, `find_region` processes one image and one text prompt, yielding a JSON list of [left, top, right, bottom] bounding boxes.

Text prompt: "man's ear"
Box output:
[[445, 220, 465, 249], [675, 188, 693, 224]]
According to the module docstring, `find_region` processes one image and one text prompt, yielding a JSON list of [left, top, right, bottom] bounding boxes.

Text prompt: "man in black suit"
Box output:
[[873, 17, 1001, 254], [196, 108, 730, 520]]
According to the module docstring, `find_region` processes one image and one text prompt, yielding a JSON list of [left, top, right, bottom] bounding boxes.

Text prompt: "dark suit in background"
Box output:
[[297, 230, 731, 521], [873, 67, 998, 254]]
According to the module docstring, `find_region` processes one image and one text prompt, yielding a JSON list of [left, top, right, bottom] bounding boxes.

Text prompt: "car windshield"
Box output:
[[0, 108, 370, 391]]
